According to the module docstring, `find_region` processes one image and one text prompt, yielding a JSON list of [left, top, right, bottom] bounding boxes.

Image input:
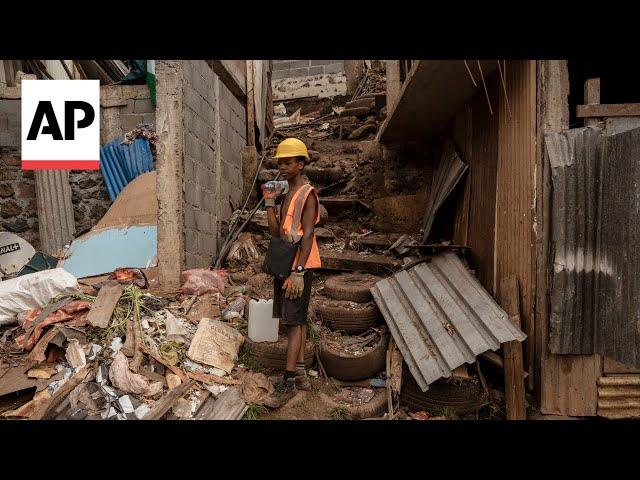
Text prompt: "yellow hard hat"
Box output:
[[274, 137, 309, 160]]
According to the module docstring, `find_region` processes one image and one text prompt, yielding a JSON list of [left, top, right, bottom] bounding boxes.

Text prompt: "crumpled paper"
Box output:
[[240, 371, 274, 406], [108, 351, 163, 397]]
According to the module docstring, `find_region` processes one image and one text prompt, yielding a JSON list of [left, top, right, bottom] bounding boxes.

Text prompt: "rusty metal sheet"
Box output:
[[371, 252, 526, 391], [597, 376, 640, 419], [546, 126, 640, 368]]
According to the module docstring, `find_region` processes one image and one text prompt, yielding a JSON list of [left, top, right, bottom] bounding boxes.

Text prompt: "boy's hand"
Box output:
[[261, 184, 282, 207], [283, 271, 304, 299]]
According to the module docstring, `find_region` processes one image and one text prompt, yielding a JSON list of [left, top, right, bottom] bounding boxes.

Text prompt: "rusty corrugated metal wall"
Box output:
[[34, 170, 76, 256], [495, 60, 537, 382], [546, 126, 640, 368], [597, 376, 640, 419]]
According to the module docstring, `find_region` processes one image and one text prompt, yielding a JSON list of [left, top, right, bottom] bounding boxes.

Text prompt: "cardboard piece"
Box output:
[[187, 318, 244, 374]]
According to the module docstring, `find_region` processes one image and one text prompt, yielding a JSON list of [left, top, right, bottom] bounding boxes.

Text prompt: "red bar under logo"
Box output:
[[22, 160, 100, 170]]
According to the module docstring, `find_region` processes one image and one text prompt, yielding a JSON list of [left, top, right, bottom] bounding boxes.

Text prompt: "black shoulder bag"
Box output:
[[263, 184, 312, 281]]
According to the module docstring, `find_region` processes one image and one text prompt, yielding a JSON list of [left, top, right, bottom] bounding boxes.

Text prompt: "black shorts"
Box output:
[[272, 270, 314, 326]]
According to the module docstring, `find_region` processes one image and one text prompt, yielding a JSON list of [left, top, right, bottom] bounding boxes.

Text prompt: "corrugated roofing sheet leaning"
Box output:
[[100, 137, 154, 201], [371, 252, 526, 392]]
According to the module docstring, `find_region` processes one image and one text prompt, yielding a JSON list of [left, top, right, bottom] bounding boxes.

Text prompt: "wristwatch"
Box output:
[[295, 265, 305, 273]]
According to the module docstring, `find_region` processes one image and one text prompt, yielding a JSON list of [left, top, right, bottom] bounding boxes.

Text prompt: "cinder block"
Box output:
[[195, 209, 212, 234], [324, 62, 345, 74], [310, 60, 334, 66], [184, 228, 198, 252], [272, 60, 292, 71], [0, 131, 19, 148], [0, 116, 8, 131], [271, 69, 291, 80], [120, 114, 144, 132], [126, 99, 136, 113], [183, 205, 196, 229], [289, 60, 310, 69], [308, 66, 323, 76], [0, 100, 20, 115]]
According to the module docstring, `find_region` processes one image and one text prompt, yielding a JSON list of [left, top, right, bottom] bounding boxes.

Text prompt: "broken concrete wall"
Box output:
[[178, 60, 247, 269], [272, 60, 346, 101]]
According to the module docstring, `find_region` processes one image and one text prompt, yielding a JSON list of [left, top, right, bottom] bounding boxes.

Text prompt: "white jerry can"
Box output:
[[247, 299, 279, 342]]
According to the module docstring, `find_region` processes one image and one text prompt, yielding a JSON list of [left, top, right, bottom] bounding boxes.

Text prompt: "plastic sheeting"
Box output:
[[100, 137, 153, 201], [0, 268, 79, 326]]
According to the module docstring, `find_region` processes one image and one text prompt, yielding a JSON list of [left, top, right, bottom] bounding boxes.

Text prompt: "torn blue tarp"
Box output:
[[59, 226, 157, 279], [100, 137, 153, 201]]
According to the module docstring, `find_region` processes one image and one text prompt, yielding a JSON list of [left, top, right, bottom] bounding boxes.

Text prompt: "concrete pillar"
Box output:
[[34, 170, 75, 256], [155, 60, 185, 291], [386, 60, 402, 109], [344, 60, 364, 96]]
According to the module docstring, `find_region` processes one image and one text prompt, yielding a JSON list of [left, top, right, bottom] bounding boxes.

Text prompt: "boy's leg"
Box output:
[[294, 324, 311, 390], [286, 325, 302, 372]]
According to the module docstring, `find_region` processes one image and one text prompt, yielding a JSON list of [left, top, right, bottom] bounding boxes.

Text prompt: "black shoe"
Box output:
[[264, 377, 296, 409]]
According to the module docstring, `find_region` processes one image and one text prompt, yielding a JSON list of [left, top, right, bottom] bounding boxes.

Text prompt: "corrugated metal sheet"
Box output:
[[546, 127, 600, 354], [547, 126, 640, 368], [100, 137, 154, 201], [597, 376, 640, 419], [371, 252, 526, 392], [34, 170, 76, 256], [495, 60, 537, 382]]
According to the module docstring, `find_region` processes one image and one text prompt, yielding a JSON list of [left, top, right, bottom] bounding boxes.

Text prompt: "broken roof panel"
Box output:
[[371, 252, 525, 392]]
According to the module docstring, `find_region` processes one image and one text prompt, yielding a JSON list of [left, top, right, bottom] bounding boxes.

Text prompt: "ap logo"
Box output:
[[21, 79, 100, 170]]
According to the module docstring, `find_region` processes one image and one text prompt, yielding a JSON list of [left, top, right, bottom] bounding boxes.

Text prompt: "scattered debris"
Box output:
[[187, 318, 244, 373], [65, 339, 86, 369], [108, 351, 163, 397]]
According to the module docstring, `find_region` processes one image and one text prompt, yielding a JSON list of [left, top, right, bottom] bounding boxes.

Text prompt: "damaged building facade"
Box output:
[[377, 59, 640, 418], [0, 60, 274, 290]]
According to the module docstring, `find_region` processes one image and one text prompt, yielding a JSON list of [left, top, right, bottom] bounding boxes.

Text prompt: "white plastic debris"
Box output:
[[96, 364, 108, 384], [65, 339, 86, 369], [211, 367, 227, 377], [102, 385, 119, 400], [102, 406, 118, 419], [165, 310, 188, 344], [87, 343, 103, 361], [308, 369, 319, 378], [116, 413, 127, 421], [0, 268, 79, 326], [141, 317, 150, 329], [109, 337, 123, 354], [205, 384, 228, 397], [134, 403, 151, 419], [117, 395, 135, 414]]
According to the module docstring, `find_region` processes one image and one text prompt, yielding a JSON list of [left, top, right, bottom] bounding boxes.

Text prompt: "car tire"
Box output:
[[400, 365, 489, 415], [320, 388, 388, 419], [314, 298, 380, 334], [243, 335, 314, 370], [319, 331, 389, 381], [323, 273, 381, 303]]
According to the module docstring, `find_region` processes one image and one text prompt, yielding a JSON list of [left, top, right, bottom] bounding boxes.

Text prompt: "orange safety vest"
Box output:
[[280, 183, 322, 270]]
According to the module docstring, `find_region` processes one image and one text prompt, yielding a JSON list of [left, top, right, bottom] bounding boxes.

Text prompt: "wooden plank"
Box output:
[[246, 61, 256, 147], [86, 282, 125, 328], [583, 78, 600, 128], [142, 379, 195, 420], [30, 366, 90, 420], [604, 357, 640, 375], [205, 386, 247, 420], [495, 60, 536, 387], [577, 103, 640, 118], [499, 275, 526, 420], [319, 250, 401, 275]]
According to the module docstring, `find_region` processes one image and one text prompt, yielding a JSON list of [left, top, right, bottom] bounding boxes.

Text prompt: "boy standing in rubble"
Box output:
[[261, 137, 321, 404]]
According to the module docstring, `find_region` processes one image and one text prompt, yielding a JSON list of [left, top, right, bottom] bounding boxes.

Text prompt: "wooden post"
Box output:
[[584, 78, 600, 128], [500, 275, 526, 420], [246, 60, 256, 147]]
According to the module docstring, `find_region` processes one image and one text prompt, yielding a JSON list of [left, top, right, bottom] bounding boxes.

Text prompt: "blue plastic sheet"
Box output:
[[100, 137, 153, 200]]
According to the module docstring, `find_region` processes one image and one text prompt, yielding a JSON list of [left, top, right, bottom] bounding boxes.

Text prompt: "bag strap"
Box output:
[[286, 184, 313, 244]]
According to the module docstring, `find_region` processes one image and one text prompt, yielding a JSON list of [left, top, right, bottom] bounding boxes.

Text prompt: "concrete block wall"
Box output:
[[272, 60, 345, 80], [0, 99, 20, 147], [181, 60, 218, 269], [217, 79, 246, 228]]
